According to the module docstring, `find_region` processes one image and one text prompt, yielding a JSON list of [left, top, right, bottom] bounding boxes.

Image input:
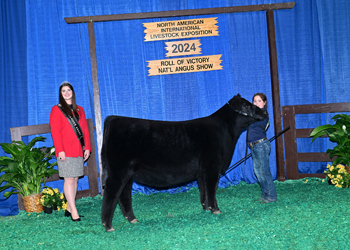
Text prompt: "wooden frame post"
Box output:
[[266, 10, 284, 181], [87, 22, 104, 193]]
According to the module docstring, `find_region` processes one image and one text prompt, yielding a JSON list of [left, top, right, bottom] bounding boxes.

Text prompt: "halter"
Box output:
[[233, 109, 253, 117], [228, 102, 256, 118]]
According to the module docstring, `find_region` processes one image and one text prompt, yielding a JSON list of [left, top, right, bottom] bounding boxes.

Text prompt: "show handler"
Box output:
[[50, 81, 91, 221], [248, 93, 277, 203]]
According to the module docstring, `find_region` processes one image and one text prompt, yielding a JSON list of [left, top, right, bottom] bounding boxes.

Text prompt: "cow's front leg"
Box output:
[[119, 178, 138, 223], [203, 174, 221, 214]]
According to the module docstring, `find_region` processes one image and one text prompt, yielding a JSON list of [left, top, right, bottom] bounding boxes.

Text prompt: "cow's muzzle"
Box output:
[[233, 108, 256, 118]]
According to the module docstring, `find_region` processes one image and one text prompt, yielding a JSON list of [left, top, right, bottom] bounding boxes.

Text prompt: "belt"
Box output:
[[248, 137, 267, 148]]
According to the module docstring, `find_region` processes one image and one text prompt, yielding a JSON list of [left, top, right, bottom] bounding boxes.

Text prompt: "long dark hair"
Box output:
[[252, 93, 267, 109], [59, 82, 79, 120]]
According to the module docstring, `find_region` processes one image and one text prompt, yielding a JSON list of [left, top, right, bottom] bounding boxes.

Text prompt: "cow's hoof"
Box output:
[[203, 205, 211, 211], [106, 227, 116, 232], [212, 210, 221, 214], [130, 219, 139, 224]]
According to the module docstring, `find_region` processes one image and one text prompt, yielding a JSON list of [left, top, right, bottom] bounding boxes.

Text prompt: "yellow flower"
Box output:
[[60, 193, 64, 199], [303, 179, 308, 183], [326, 164, 331, 169], [337, 174, 342, 179], [322, 179, 325, 182], [330, 166, 334, 171], [62, 202, 67, 210], [54, 188, 59, 194]]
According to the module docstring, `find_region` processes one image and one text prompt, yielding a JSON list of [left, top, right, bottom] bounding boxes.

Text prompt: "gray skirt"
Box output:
[[57, 157, 84, 178]]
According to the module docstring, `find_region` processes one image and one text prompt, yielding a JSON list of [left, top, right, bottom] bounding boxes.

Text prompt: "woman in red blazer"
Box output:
[[50, 81, 91, 222]]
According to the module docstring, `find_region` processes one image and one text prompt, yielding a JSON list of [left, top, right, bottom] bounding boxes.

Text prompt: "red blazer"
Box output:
[[50, 105, 91, 157]]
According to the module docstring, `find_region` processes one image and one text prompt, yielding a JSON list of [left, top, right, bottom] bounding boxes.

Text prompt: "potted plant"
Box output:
[[40, 187, 67, 214], [310, 114, 350, 185], [323, 164, 350, 188], [0, 136, 58, 212]]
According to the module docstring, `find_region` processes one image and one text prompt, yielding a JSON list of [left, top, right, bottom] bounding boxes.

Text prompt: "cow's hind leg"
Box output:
[[101, 175, 129, 232], [197, 177, 209, 211], [119, 178, 138, 223]]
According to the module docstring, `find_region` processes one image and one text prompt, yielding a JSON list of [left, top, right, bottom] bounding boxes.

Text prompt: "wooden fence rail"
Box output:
[[10, 119, 99, 210], [282, 102, 350, 180]]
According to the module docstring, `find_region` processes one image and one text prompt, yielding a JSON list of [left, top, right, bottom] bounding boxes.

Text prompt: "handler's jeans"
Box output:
[[250, 140, 277, 202]]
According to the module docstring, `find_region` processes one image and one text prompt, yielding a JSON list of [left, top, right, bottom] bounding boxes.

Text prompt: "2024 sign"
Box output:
[[165, 40, 202, 57]]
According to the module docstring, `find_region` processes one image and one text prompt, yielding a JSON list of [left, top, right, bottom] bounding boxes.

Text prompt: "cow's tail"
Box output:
[[101, 117, 112, 189], [101, 148, 108, 189]]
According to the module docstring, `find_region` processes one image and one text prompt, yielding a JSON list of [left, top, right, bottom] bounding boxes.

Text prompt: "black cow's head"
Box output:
[[228, 94, 268, 122]]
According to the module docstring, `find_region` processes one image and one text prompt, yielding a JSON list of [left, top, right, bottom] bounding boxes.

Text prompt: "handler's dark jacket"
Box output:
[[247, 108, 269, 143]]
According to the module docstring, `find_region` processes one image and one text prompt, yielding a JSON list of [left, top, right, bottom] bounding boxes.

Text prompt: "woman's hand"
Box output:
[[58, 151, 66, 161], [84, 149, 90, 162]]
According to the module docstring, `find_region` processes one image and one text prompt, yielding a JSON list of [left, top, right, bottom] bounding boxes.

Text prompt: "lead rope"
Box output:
[[244, 126, 249, 164], [220, 126, 290, 177]]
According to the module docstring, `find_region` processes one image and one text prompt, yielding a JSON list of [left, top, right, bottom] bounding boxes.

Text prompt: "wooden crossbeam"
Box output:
[[65, 2, 295, 24]]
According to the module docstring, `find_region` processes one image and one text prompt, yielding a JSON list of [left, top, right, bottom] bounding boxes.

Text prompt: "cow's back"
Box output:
[[102, 115, 234, 188]]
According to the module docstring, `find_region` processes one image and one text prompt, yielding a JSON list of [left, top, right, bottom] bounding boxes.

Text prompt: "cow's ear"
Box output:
[[233, 93, 241, 99]]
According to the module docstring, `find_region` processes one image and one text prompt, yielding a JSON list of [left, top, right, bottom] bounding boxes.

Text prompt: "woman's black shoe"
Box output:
[[71, 216, 81, 222], [65, 210, 84, 218]]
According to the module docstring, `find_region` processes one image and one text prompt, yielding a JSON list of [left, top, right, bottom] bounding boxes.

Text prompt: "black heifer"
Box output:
[[101, 94, 267, 231]]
